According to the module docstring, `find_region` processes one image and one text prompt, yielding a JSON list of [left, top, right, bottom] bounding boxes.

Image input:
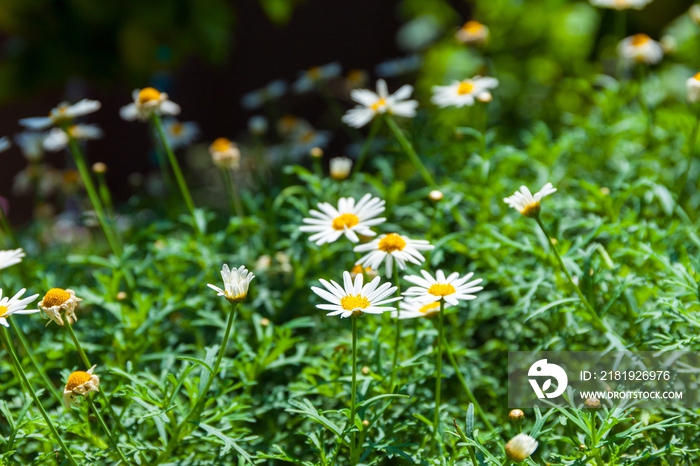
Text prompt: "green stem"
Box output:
[[12, 324, 63, 406], [95, 171, 115, 214], [386, 117, 438, 188], [677, 112, 700, 205], [389, 260, 401, 391], [151, 114, 200, 236], [442, 336, 495, 432], [65, 134, 122, 256], [221, 168, 245, 219], [87, 397, 131, 465], [432, 299, 445, 450], [64, 321, 132, 442], [0, 327, 78, 466], [353, 118, 382, 175], [350, 315, 358, 465]]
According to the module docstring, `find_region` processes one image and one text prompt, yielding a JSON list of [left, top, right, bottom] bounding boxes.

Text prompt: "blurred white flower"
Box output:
[[455, 21, 489, 45], [330, 156, 353, 180], [505, 434, 539, 462], [354, 233, 434, 278], [300, 193, 386, 245], [0, 288, 40, 328], [691, 4, 700, 25], [504, 183, 557, 217], [43, 125, 103, 152], [207, 264, 255, 303], [428, 190, 444, 201], [687, 72, 700, 103], [63, 365, 99, 407], [289, 127, 331, 159], [0, 136, 10, 153], [0, 249, 25, 270], [39, 288, 83, 326], [248, 115, 269, 136], [293, 62, 342, 93], [241, 80, 287, 110], [431, 76, 499, 108], [163, 119, 199, 150], [590, 0, 653, 10], [617, 34, 663, 66], [660, 35, 677, 54], [342, 79, 418, 128], [14, 132, 46, 161], [403, 270, 483, 306], [391, 300, 445, 319], [374, 55, 422, 78], [19, 100, 101, 130], [120, 87, 180, 121], [209, 138, 241, 170], [311, 271, 400, 319]]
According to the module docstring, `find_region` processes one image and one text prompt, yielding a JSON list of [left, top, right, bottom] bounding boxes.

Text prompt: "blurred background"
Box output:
[[0, 0, 696, 225]]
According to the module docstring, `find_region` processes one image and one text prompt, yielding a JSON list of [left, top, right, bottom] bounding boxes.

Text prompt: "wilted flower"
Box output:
[[311, 271, 401, 318], [38, 288, 83, 326], [293, 62, 342, 93], [209, 138, 241, 170], [120, 87, 180, 121], [590, 0, 653, 9], [456, 21, 489, 45], [403, 270, 483, 306], [43, 125, 103, 152], [617, 34, 663, 66], [505, 433, 538, 462], [431, 76, 499, 108], [0, 249, 25, 270], [687, 72, 700, 103], [391, 299, 444, 319], [14, 132, 46, 162], [330, 157, 353, 180], [19, 100, 101, 130], [503, 183, 557, 217], [0, 288, 40, 328], [162, 119, 200, 150], [374, 55, 422, 78], [354, 233, 434, 278], [207, 265, 255, 303], [241, 80, 287, 110], [63, 365, 99, 406], [342, 79, 418, 128], [299, 193, 386, 245], [248, 115, 269, 136]]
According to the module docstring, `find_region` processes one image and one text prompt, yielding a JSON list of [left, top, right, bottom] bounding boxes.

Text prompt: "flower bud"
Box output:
[[428, 190, 444, 201], [310, 147, 324, 158], [505, 433, 538, 462], [584, 397, 601, 409], [92, 162, 107, 174], [509, 409, 525, 424], [330, 156, 352, 180]]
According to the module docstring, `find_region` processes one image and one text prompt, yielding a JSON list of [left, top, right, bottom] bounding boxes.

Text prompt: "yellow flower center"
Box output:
[[42, 288, 70, 307], [308, 66, 322, 80], [170, 122, 184, 136], [378, 233, 406, 253], [138, 87, 162, 104], [347, 69, 365, 85], [694, 72, 700, 81], [428, 283, 456, 297], [370, 98, 387, 111], [520, 202, 541, 218], [457, 81, 475, 95], [0, 305, 7, 318], [419, 302, 440, 314], [615, 0, 629, 7], [299, 131, 315, 143], [332, 213, 359, 230], [225, 291, 247, 303], [211, 137, 232, 153], [631, 34, 650, 47], [340, 294, 370, 311], [65, 371, 91, 391], [463, 21, 483, 34]]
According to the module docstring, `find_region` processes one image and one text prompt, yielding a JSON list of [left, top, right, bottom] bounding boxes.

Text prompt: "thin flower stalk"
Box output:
[[0, 327, 79, 466], [352, 117, 382, 175], [677, 112, 700, 203], [350, 314, 359, 465], [220, 168, 245, 218], [385, 116, 437, 188], [151, 113, 200, 235], [12, 324, 63, 405], [86, 397, 131, 465], [389, 261, 401, 391], [432, 299, 445, 450]]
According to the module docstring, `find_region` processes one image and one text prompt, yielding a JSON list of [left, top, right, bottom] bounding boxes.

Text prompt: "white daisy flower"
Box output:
[[43, 125, 103, 152], [38, 288, 83, 326], [354, 233, 434, 278], [0, 288, 40, 328], [0, 136, 10, 153], [687, 72, 700, 103], [431, 76, 499, 108], [248, 115, 269, 136], [63, 365, 99, 406], [14, 132, 46, 162], [617, 34, 663, 66], [311, 270, 401, 318], [120, 87, 180, 122], [342, 79, 418, 128], [455, 21, 489, 45], [330, 156, 352, 180], [691, 4, 700, 25], [163, 119, 200, 150], [241, 80, 288, 110], [293, 62, 342, 93], [19, 99, 101, 130], [590, 0, 653, 10], [299, 193, 386, 245], [209, 138, 241, 170], [403, 270, 483, 306], [505, 433, 538, 462], [503, 183, 557, 217], [375, 55, 422, 78], [207, 264, 255, 303], [289, 127, 331, 159], [0, 249, 26, 270], [391, 299, 445, 319]]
